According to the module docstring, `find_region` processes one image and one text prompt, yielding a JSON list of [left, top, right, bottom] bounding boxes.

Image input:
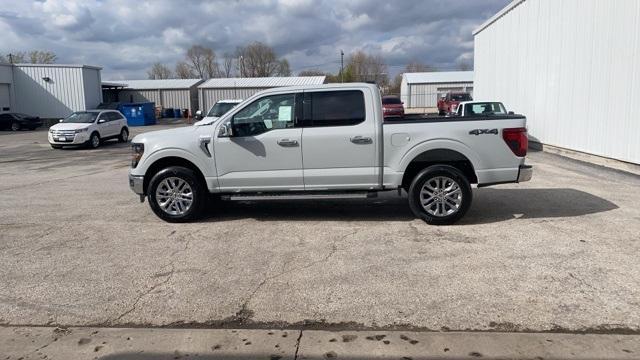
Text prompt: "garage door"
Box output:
[[0, 84, 10, 112]]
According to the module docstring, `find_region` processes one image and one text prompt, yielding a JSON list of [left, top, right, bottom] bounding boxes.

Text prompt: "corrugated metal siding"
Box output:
[[474, 0, 640, 164], [82, 67, 103, 109], [13, 66, 86, 118], [402, 82, 474, 108], [199, 88, 266, 112], [119, 89, 161, 105], [0, 64, 13, 112], [161, 89, 191, 110]]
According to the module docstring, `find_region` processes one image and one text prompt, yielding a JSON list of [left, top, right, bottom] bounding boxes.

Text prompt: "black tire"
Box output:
[[118, 127, 129, 143], [50, 144, 62, 149], [408, 165, 472, 225], [10, 122, 20, 131], [438, 110, 446, 116], [88, 132, 100, 149], [147, 166, 205, 222]]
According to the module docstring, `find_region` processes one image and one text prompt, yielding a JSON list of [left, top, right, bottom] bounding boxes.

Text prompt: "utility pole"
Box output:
[[340, 50, 344, 83], [8, 53, 13, 64]]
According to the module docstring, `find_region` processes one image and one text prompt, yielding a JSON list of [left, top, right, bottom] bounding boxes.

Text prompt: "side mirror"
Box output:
[[195, 110, 203, 120], [97, 119, 106, 124], [218, 122, 233, 137], [508, 111, 515, 115], [59, 119, 63, 123]]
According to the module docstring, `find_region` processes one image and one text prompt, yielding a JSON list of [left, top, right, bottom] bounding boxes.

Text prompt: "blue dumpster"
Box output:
[[118, 102, 156, 126]]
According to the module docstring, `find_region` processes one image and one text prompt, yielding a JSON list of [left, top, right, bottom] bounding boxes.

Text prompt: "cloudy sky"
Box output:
[[0, 0, 510, 80]]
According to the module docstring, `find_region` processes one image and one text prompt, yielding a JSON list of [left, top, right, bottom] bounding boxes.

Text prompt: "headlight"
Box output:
[[131, 143, 144, 168], [75, 128, 88, 133]]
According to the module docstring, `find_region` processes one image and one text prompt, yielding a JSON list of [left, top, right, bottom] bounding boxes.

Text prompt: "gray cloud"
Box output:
[[0, 0, 509, 79]]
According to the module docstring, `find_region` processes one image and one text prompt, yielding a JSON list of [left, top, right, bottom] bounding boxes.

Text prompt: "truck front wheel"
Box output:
[[147, 166, 205, 222], [408, 165, 472, 225]]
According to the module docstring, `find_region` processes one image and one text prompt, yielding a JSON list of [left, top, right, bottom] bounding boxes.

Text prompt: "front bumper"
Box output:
[[129, 173, 145, 195], [48, 132, 89, 145], [517, 165, 533, 182]]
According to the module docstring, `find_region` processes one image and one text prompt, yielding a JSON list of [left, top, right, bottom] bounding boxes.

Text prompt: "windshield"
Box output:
[[62, 112, 98, 123], [382, 97, 402, 105], [207, 103, 238, 117], [451, 93, 472, 101]]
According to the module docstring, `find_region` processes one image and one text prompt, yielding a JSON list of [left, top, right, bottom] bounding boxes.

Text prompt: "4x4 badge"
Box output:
[[469, 129, 498, 136]]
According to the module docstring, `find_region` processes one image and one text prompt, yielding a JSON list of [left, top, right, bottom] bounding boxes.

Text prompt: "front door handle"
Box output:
[[277, 139, 299, 147], [350, 136, 372, 144]]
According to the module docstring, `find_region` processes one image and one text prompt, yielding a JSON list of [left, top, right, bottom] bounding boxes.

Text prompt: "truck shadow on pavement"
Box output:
[[462, 188, 618, 224], [201, 188, 617, 224]]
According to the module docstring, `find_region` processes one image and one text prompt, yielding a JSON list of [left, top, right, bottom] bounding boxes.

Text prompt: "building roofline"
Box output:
[[13, 63, 103, 70], [473, 0, 526, 36]]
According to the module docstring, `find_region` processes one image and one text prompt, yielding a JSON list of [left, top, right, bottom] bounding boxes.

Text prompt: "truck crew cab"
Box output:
[[129, 84, 531, 225]]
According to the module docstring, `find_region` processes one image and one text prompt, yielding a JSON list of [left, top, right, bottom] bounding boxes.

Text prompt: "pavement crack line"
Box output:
[[239, 230, 359, 315], [109, 229, 201, 324], [109, 263, 176, 325], [293, 329, 304, 360]]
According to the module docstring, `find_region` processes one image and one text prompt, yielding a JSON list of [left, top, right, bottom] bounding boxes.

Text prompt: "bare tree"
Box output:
[[235, 42, 283, 77], [221, 53, 235, 78], [28, 50, 56, 64], [298, 69, 326, 76], [277, 59, 291, 76], [456, 59, 472, 71], [345, 50, 388, 87], [175, 61, 195, 79], [405, 61, 436, 73], [186, 45, 219, 79], [147, 62, 172, 79]]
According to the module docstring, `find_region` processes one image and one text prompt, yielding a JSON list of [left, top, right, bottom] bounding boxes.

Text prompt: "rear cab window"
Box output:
[[303, 90, 365, 127]]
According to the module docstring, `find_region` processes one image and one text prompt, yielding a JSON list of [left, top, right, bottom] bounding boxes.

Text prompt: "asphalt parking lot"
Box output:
[[1, 124, 639, 334]]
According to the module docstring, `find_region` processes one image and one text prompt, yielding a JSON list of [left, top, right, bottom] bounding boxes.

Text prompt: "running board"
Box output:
[[223, 191, 378, 201]]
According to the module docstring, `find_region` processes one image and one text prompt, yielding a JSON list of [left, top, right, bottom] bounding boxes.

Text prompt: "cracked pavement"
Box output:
[[1, 125, 640, 333]]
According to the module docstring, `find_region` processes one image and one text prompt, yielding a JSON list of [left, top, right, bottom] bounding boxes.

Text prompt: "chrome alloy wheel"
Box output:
[[420, 176, 463, 217], [91, 134, 100, 148], [155, 177, 194, 216]]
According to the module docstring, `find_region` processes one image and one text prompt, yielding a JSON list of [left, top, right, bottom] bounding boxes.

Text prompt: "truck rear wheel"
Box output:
[[147, 166, 205, 222], [408, 165, 472, 225]]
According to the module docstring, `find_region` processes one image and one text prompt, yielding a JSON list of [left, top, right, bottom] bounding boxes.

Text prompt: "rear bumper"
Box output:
[[517, 165, 533, 182], [129, 174, 144, 195]]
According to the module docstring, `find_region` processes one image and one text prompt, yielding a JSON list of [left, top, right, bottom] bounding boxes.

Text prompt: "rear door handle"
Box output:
[[350, 136, 372, 144], [277, 139, 299, 147]]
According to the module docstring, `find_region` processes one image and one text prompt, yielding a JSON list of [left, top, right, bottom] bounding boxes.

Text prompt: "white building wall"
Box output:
[[403, 82, 474, 108], [0, 64, 14, 112], [82, 67, 103, 110], [199, 88, 266, 112], [474, 0, 640, 164], [13, 65, 87, 118]]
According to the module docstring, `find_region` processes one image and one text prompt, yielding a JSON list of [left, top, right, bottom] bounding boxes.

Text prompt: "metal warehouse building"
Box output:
[[400, 71, 474, 108], [473, 0, 640, 164], [104, 79, 203, 114], [198, 76, 326, 112], [0, 63, 103, 118]]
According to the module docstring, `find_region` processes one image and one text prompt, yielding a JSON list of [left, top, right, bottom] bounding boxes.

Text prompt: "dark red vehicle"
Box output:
[[382, 96, 404, 119], [437, 92, 473, 116]]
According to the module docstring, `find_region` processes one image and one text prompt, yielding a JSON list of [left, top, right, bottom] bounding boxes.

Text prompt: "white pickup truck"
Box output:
[[129, 83, 531, 225]]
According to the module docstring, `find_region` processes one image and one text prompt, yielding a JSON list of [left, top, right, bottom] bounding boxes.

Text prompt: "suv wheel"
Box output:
[[118, 128, 129, 143], [11, 122, 20, 131], [408, 165, 472, 225], [148, 166, 205, 222], [88, 132, 100, 149]]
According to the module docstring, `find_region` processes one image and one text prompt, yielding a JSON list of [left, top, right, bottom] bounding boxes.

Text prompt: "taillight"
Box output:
[[502, 127, 528, 157]]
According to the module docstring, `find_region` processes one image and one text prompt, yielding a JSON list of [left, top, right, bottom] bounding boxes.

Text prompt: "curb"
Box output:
[[2, 326, 639, 360]]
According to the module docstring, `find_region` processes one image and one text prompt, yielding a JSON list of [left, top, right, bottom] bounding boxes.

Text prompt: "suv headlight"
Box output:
[[131, 143, 144, 168], [75, 128, 88, 133]]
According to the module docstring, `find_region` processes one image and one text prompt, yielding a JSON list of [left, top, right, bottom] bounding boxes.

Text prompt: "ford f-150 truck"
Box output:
[[129, 83, 531, 225]]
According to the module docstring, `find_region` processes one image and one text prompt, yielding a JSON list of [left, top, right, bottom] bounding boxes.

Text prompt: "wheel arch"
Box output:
[[143, 156, 207, 195], [401, 148, 478, 191]]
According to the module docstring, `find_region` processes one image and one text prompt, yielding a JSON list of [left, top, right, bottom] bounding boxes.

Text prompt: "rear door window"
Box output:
[[303, 90, 365, 127]]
